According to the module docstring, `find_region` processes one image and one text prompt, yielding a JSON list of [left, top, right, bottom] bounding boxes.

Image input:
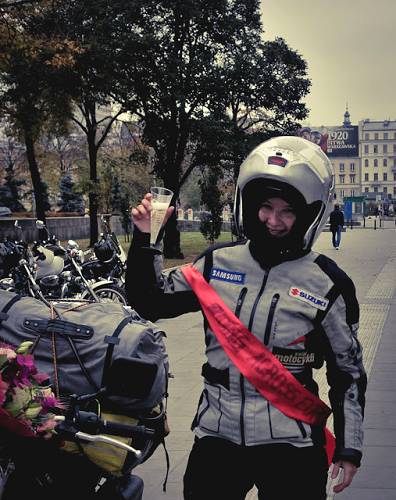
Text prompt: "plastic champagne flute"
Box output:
[[149, 186, 174, 248]]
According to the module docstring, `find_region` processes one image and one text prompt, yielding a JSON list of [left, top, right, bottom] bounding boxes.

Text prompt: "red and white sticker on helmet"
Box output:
[[289, 287, 329, 311]]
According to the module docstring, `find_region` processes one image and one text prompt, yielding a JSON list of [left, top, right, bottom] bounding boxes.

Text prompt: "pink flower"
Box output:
[[0, 347, 17, 362], [38, 395, 60, 414], [15, 354, 37, 386]]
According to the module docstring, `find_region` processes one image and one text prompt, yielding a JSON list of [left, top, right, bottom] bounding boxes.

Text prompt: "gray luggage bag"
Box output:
[[0, 290, 169, 415]]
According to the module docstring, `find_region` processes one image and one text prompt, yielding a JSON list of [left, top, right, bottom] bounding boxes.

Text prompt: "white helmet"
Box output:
[[234, 136, 335, 250]]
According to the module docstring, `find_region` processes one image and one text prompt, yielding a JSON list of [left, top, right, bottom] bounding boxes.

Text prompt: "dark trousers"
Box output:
[[331, 226, 342, 248], [183, 436, 328, 500]]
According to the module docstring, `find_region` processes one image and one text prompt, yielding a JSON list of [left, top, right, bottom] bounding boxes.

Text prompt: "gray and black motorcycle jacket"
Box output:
[[126, 230, 367, 467]]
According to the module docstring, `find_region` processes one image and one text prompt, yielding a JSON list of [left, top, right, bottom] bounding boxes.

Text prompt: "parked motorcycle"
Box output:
[[82, 215, 127, 287], [0, 221, 127, 305], [34, 220, 127, 304]]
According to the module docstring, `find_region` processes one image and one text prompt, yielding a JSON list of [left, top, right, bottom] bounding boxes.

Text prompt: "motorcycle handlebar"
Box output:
[[56, 411, 156, 439]]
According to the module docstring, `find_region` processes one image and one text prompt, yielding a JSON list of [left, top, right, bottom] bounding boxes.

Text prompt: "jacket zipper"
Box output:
[[262, 293, 306, 439], [235, 287, 247, 445], [263, 294, 280, 345], [235, 287, 247, 318], [240, 271, 269, 445], [248, 271, 269, 331]]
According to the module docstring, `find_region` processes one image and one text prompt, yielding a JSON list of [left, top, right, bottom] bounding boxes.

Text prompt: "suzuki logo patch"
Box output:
[[289, 287, 329, 311], [211, 268, 245, 284]]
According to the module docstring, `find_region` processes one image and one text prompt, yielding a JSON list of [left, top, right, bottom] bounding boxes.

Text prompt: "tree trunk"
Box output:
[[88, 136, 99, 247], [24, 131, 47, 239], [161, 177, 183, 258], [163, 209, 184, 259]]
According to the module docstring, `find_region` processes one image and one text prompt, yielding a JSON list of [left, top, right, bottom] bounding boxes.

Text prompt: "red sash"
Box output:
[[181, 264, 335, 463]]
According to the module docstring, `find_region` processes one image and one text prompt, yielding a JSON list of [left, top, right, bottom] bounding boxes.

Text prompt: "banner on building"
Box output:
[[297, 126, 358, 157]]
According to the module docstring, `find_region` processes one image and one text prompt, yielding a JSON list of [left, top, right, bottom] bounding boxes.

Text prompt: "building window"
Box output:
[[365, 159, 369, 167], [364, 173, 369, 181], [374, 133, 379, 140], [374, 145, 378, 153], [383, 144, 388, 153], [365, 133, 369, 140], [374, 159, 378, 167], [384, 132, 388, 140], [383, 158, 387, 167], [339, 175, 345, 183], [394, 173, 396, 181], [365, 187, 369, 193], [394, 186, 396, 195], [384, 187, 388, 194], [350, 163, 355, 171], [384, 173, 387, 181], [394, 144, 396, 152], [374, 186, 378, 193], [340, 189, 345, 198], [339, 163, 344, 172], [374, 173, 378, 181], [364, 145, 369, 154], [351, 189, 355, 196], [350, 175, 355, 183]]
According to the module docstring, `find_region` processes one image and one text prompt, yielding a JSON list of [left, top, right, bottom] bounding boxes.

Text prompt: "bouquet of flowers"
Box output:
[[0, 341, 62, 438]]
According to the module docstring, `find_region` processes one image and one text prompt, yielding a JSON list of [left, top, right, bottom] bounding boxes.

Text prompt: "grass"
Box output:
[[62, 231, 236, 269]]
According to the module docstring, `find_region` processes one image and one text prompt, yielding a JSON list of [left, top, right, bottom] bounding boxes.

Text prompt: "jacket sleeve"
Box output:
[[125, 228, 201, 321], [319, 270, 366, 467]]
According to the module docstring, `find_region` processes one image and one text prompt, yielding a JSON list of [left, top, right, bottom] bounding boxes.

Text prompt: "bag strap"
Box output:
[[101, 316, 135, 388], [181, 264, 331, 426], [0, 294, 22, 325]]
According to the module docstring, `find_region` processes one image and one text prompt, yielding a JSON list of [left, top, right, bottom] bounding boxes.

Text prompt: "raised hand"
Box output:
[[131, 193, 174, 234]]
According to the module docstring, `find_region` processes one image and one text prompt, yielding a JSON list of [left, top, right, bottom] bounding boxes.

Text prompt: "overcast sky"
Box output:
[[260, 0, 396, 127]]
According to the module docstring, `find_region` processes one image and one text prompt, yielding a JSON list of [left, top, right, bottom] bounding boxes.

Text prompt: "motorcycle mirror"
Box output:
[[68, 240, 79, 249], [14, 220, 21, 230], [36, 220, 45, 229]]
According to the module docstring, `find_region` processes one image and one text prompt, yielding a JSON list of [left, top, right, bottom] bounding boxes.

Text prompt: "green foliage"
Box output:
[[199, 166, 224, 244], [179, 168, 202, 210], [109, 0, 310, 256], [58, 173, 84, 213], [0, 0, 310, 255], [0, 162, 26, 212], [110, 174, 122, 214]]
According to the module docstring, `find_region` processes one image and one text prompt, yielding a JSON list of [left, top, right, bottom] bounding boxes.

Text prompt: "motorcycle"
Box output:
[[0, 221, 126, 305], [33, 221, 127, 305], [82, 215, 127, 287]]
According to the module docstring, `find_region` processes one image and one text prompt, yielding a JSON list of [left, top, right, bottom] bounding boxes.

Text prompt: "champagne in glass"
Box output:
[[150, 186, 174, 246]]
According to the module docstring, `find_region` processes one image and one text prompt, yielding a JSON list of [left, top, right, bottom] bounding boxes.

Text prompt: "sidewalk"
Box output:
[[136, 226, 396, 499]]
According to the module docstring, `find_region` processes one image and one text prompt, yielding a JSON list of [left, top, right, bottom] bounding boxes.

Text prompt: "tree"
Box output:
[[58, 172, 84, 213], [113, 0, 310, 257], [0, 164, 26, 211], [0, 1, 77, 228], [0, 134, 26, 211], [36, 1, 130, 246], [110, 174, 122, 214], [199, 166, 224, 244]]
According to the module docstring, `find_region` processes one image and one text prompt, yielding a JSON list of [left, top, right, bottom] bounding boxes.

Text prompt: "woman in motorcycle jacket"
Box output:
[[125, 136, 367, 500]]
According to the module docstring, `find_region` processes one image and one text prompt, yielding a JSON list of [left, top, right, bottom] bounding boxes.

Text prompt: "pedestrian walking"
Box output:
[[126, 136, 366, 500], [329, 203, 344, 249]]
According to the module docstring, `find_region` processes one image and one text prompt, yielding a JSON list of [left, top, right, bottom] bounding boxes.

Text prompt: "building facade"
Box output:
[[298, 107, 362, 214], [359, 118, 396, 214]]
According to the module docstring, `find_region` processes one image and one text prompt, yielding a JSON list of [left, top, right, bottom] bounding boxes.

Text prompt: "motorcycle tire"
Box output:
[[93, 284, 127, 305]]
